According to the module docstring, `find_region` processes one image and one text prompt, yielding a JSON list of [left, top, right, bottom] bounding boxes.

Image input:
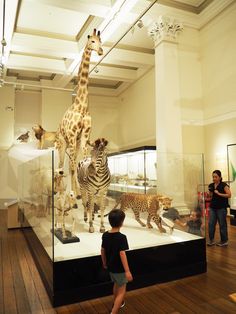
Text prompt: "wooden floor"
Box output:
[[1, 210, 236, 314]]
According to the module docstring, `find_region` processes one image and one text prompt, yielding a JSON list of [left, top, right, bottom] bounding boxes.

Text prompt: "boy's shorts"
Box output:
[[109, 272, 128, 287]]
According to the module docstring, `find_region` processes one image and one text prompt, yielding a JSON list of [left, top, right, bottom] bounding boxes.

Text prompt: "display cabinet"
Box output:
[[18, 149, 206, 306], [108, 146, 157, 196]]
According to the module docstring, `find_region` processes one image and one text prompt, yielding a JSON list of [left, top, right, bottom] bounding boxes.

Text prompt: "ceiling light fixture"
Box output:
[[94, 67, 99, 74], [137, 19, 144, 29], [99, 0, 139, 43]]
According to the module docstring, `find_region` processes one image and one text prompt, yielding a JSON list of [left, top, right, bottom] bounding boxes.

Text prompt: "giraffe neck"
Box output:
[[72, 47, 91, 111]]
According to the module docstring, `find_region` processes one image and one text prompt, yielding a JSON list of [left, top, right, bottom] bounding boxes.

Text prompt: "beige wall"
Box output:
[[41, 89, 72, 131], [15, 90, 41, 136], [200, 2, 236, 182], [200, 2, 236, 121], [118, 68, 156, 150], [204, 118, 236, 183], [0, 86, 15, 149], [89, 95, 119, 151]]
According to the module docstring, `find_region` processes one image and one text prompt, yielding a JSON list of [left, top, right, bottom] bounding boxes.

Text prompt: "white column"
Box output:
[[149, 16, 188, 212]]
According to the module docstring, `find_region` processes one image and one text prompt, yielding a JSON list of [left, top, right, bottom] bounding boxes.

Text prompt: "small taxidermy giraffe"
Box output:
[[55, 29, 103, 196]]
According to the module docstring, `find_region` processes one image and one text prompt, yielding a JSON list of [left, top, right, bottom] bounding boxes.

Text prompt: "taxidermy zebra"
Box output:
[[77, 138, 111, 233]]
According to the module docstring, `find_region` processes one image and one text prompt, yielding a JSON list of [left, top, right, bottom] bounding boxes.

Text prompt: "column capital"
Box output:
[[148, 16, 183, 47]]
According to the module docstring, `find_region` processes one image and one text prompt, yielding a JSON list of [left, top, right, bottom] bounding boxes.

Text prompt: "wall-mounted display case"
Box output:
[[18, 149, 206, 306]]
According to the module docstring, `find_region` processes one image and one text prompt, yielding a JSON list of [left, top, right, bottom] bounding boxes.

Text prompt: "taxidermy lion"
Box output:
[[32, 124, 56, 149]]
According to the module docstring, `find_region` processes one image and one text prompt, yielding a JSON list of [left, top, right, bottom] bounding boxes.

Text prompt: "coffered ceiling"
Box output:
[[0, 0, 233, 96]]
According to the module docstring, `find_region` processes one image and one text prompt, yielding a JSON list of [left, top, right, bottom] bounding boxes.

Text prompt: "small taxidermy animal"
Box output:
[[17, 131, 30, 142], [32, 124, 56, 149]]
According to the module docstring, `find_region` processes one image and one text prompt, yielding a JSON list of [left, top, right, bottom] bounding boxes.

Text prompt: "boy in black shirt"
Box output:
[[101, 209, 133, 314]]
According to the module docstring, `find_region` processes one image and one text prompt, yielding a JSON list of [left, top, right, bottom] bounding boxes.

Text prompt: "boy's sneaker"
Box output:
[[207, 240, 216, 246], [120, 301, 125, 308], [111, 301, 125, 311], [216, 241, 228, 247]]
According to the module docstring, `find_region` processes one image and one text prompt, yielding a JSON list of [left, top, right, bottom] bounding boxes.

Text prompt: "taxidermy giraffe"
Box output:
[[55, 29, 103, 196]]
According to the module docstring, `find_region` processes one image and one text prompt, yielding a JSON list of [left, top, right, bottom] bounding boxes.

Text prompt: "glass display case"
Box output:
[[108, 146, 157, 196], [18, 148, 206, 306]]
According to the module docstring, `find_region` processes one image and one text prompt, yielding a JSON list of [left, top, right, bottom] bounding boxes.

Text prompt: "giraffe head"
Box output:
[[87, 29, 103, 56]]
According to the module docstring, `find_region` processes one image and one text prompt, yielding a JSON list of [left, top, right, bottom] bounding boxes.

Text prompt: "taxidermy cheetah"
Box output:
[[113, 193, 166, 233]]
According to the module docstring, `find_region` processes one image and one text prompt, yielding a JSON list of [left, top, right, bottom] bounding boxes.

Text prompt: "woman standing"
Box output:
[[208, 170, 231, 246]]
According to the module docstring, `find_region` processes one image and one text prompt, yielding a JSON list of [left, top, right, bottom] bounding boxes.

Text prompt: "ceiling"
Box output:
[[0, 0, 233, 96]]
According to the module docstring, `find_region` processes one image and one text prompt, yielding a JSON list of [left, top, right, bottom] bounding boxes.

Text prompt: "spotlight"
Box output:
[[1, 38, 7, 46], [137, 19, 144, 29]]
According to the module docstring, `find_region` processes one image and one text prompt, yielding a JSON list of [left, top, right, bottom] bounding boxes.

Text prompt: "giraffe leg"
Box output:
[[56, 136, 67, 170], [80, 114, 91, 159], [68, 143, 80, 197], [147, 213, 153, 228]]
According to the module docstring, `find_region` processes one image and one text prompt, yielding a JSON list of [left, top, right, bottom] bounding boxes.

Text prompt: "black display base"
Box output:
[[53, 228, 80, 244], [22, 224, 207, 307]]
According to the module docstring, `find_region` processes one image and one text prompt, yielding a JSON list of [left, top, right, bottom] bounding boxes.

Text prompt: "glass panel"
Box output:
[[108, 148, 156, 197], [18, 147, 205, 263], [145, 150, 157, 194], [227, 144, 236, 208], [157, 152, 205, 238], [18, 150, 54, 260]]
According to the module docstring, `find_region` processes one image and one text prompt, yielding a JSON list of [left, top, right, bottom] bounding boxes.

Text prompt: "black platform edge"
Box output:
[[52, 238, 206, 307], [21, 226, 54, 304], [53, 260, 206, 307]]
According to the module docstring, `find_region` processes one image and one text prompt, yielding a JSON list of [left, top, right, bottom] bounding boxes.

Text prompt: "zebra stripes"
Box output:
[[77, 138, 111, 233]]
